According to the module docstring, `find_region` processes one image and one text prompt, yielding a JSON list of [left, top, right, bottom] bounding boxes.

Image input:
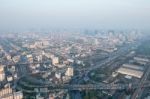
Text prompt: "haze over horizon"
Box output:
[[0, 0, 150, 32]]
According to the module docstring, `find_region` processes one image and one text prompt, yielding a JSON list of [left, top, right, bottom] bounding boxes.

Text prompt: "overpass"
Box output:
[[16, 75, 150, 93]]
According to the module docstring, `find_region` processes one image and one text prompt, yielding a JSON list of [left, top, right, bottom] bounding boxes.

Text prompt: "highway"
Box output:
[[76, 43, 138, 80], [0, 38, 143, 99], [71, 42, 139, 99], [131, 62, 150, 99], [16, 74, 150, 93]]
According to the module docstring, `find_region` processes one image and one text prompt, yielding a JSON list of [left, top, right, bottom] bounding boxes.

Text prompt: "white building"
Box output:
[[52, 57, 59, 65], [7, 76, 13, 82], [14, 73, 18, 79], [67, 59, 74, 63], [12, 55, 20, 63], [0, 66, 5, 82], [55, 72, 61, 79], [26, 54, 33, 63], [65, 67, 74, 77]]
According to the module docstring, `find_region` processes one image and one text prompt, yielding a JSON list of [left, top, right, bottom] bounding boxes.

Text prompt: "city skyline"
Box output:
[[0, 1, 150, 99]]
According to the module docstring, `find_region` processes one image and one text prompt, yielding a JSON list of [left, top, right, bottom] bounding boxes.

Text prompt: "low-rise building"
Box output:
[[117, 67, 143, 78], [7, 76, 13, 82], [0, 88, 12, 98], [1, 91, 23, 99], [52, 57, 59, 65], [122, 64, 144, 71], [65, 67, 74, 77], [55, 72, 61, 79], [134, 57, 149, 65]]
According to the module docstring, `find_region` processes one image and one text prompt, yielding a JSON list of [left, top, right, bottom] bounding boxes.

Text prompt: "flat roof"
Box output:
[[117, 67, 143, 78], [122, 64, 144, 71]]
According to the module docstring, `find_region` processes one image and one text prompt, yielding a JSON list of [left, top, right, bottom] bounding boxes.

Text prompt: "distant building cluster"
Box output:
[[0, 30, 146, 98]]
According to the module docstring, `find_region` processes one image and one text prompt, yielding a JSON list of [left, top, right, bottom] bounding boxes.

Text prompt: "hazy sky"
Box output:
[[0, 0, 150, 31]]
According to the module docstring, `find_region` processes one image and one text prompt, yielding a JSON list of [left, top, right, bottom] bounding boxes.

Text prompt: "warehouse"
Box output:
[[117, 67, 143, 78], [122, 64, 144, 71]]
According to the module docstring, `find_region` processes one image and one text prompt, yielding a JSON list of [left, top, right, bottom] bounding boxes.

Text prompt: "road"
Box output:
[[75, 43, 137, 80], [0, 38, 142, 99], [131, 62, 150, 99], [16, 74, 150, 92]]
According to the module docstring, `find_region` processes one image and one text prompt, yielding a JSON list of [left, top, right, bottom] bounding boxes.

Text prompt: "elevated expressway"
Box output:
[[16, 74, 150, 93]]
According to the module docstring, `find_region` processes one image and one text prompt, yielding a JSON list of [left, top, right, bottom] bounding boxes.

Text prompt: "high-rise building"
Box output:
[[0, 66, 5, 82]]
